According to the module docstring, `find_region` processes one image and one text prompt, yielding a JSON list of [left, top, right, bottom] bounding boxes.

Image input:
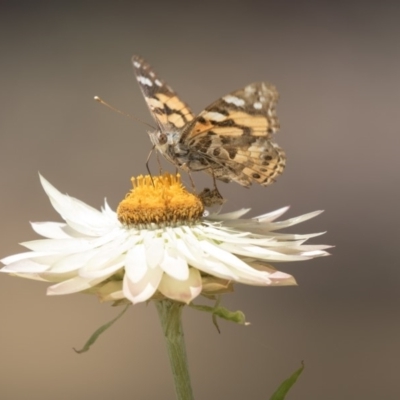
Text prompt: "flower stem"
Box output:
[[155, 299, 194, 400]]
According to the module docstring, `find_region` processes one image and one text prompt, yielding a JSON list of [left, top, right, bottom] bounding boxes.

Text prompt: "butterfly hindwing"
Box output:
[[183, 134, 286, 187], [179, 83, 284, 186]]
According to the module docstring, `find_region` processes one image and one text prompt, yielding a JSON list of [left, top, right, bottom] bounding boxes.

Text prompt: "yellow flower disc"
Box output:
[[117, 173, 204, 226]]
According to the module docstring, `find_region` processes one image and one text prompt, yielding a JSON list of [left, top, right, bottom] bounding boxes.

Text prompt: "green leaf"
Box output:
[[73, 304, 130, 354], [269, 362, 305, 400]]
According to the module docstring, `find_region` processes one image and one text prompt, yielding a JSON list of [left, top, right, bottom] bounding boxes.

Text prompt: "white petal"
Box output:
[[199, 240, 267, 277], [176, 238, 238, 280], [268, 210, 324, 230], [160, 248, 189, 281], [125, 244, 148, 283], [270, 231, 327, 240], [197, 241, 285, 285], [40, 175, 102, 219], [144, 235, 164, 268], [237, 270, 296, 286], [64, 217, 116, 237], [195, 225, 253, 240], [21, 227, 122, 253], [21, 238, 95, 253], [1, 259, 49, 273], [195, 226, 275, 245], [219, 242, 322, 262], [30, 222, 71, 239], [207, 208, 251, 221], [301, 249, 330, 257], [78, 233, 137, 274], [158, 268, 202, 303], [247, 262, 297, 286], [1, 251, 55, 265], [50, 249, 99, 273], [39, 175, 116, 236], [268, 271, 297, 286], [216, 210, 324, 236], [79, 256, 125, 279], [96, 281, 125, 301], [102, 199, 118, 219], [47, 274, 112, 295], [9, 272, 49, 282], [254, 206, 290, 222], [123, 266, 163, 304]]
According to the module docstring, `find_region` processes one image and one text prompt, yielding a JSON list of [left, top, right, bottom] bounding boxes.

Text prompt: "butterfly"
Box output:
[[132, 55, 286, 188]]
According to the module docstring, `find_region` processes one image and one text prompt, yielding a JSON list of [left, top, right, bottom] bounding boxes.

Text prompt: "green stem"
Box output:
[[155, 299, 194, 400]]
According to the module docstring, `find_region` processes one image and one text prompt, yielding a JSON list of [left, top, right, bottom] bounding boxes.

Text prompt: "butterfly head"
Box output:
[[148, 129, 168, 147], [148, 128, 183, 149], [148, 128, 191, 169]]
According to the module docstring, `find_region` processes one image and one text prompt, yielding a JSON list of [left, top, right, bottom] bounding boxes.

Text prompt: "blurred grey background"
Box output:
[[1, 1, 399, 399]]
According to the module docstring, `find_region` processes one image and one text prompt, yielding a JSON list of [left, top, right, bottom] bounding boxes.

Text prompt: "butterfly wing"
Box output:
[[132, 55, 195, 132], [181, 83, 286, 187]]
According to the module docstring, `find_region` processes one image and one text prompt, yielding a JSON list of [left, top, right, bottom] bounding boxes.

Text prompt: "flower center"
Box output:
[[117, 173, 204, 226]]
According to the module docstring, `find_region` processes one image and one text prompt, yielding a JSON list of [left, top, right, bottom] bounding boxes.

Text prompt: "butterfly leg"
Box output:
[[187, 170, 196, 191], [146, 145, 156, 186], [211, 168, 223, 198], [156, 151, 163, 174]]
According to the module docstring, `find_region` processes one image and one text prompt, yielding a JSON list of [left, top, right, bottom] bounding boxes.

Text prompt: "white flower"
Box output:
[[1, 174, 330, 305]]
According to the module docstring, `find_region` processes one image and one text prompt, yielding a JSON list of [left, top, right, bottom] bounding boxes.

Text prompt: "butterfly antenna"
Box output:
[[94, 96, 155, 130]]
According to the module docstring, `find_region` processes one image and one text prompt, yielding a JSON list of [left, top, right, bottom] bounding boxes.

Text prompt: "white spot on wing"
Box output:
[[137, 76, 153, 87], [203, 111, 226, 122], [223, 95, 245, 107], [133, 61, 141, 68], [253, 102, 262, 110], [155, 79, 162, 87], [245, 86, 256, 95]]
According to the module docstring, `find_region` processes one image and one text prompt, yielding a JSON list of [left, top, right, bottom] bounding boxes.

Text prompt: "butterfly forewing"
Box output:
[[182, 82, 279, 141], [132, 55, 195, 130]]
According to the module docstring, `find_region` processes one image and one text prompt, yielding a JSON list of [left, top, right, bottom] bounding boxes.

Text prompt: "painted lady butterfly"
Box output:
[[132, 55, 286, 188]]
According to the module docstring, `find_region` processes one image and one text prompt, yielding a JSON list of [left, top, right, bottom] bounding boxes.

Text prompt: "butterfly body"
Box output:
[[132, 55, 286, 187]]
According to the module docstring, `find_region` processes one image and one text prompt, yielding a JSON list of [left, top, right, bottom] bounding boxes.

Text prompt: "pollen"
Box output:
[[117, 173, 204, 226]]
